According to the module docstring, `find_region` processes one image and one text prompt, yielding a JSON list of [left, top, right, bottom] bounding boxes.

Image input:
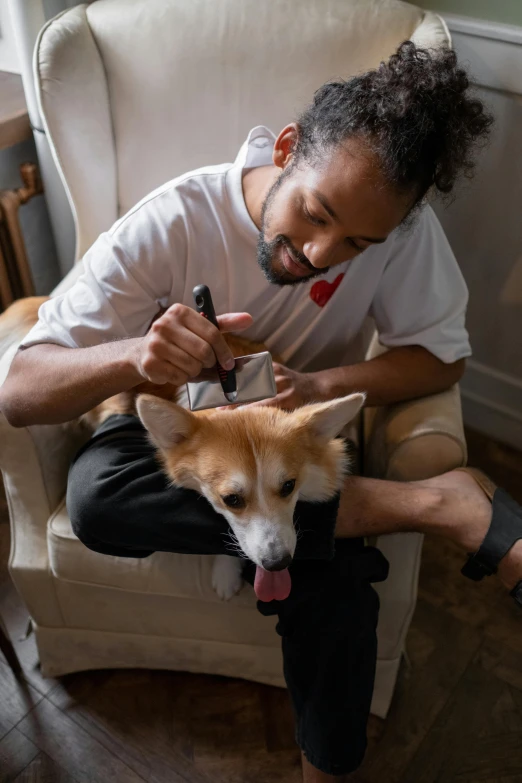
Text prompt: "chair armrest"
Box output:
[[363, 383, 467, 481], [0, 347, 90, 625]]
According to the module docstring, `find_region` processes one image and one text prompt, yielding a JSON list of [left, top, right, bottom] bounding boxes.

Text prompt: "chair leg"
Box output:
[[0, 615, 22, 676]]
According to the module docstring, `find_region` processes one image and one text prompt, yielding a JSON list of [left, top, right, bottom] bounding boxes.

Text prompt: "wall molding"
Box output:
[[437, 14, 522, 449], [442, 12, 522, 95], [461, 360, 522, 450], [0, 4, 20, 73], [443, 13, 522, 46]]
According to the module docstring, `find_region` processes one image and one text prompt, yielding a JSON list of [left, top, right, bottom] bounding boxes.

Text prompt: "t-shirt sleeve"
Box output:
[[370, 206, 472, 364], [20, 201, 180, 350]]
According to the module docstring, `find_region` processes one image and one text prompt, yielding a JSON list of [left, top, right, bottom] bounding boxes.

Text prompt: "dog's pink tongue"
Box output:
[[254, 566, 291, 602]]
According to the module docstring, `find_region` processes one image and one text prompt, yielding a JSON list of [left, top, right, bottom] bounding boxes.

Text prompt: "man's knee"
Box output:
[[66, 436, 136, 549], [67, 465, 153, 558], [66, 460, 112, 546]]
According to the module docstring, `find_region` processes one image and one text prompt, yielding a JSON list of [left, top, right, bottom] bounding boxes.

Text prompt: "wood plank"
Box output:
[[400, 658, 507, 783], [0, 616, 22, 677], [400, 637, 522, 783], [0, 659, 43, 742], [355, 598, 482, 783], [259, 686, 297, 752], [15, 698, 147, 783], [0, 727, 39, 783], [466, 427, 522, 504], [419, 536, 522, 657], [12, 751, 79, 783], [198, 747, 303, 783], [475, 641, 522, 695], [47, 670, 216, 783]]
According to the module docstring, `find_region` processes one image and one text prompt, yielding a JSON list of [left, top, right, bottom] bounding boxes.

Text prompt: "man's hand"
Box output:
[[220, 363, 323, 412], [259, 363, 323, 410], [136, 304, 253, 386]]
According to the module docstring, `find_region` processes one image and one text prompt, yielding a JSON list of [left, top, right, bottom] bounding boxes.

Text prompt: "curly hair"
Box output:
[[295, 41, 494, 207]]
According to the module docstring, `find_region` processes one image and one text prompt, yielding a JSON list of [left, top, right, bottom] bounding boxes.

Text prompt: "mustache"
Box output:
[[275, 236, 318, 272]]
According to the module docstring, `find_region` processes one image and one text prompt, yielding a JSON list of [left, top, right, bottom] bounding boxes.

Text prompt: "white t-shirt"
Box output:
[[22, 126, 471, 371]]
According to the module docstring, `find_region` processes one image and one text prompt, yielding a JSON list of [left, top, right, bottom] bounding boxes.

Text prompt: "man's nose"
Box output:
[[303, 236, 338, 269]]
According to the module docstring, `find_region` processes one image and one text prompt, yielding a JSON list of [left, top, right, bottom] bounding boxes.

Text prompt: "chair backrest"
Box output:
[[35, 0, 449, 260]]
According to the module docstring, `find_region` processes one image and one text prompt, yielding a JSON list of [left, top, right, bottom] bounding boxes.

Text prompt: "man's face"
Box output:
[[257, 134, 413, 286]]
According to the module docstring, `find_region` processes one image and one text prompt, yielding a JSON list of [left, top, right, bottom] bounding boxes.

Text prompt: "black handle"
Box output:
[[193, 284, 219, 328], [192, 285, 237, 401]]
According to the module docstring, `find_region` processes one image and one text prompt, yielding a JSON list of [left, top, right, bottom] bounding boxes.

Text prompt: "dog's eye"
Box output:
[[222, 493, 245, 509], [280, 479, 296, 498]]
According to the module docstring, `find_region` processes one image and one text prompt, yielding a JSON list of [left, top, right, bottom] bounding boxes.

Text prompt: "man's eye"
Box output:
[[222, 493, 245, 508], [280, 479, 296, 498], [303, 205, 326, 226], [347, 238, 364, 253]]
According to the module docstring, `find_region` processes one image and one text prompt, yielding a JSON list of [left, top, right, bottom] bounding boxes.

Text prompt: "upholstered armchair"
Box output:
[[0, 0, 464, 719]]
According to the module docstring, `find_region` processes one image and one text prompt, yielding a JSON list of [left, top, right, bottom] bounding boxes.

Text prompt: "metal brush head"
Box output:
[[186, 351, 276, 411]]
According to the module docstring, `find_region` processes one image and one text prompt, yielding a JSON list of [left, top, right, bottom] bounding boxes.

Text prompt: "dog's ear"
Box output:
[[294, 393, 366, 440], [136, 394, 198, 450]]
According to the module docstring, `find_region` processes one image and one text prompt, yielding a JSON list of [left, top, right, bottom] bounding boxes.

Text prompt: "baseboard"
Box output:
[[461, 360, 522, 451], [443, 12, 522, 95]]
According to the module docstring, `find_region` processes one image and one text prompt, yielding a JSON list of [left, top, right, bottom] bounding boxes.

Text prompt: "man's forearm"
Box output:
[[314, 346, 465, 407], [0, 339, 144, 427]]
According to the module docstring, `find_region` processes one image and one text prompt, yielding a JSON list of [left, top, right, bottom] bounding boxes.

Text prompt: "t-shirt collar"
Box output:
[[225, 126, 276, 244]]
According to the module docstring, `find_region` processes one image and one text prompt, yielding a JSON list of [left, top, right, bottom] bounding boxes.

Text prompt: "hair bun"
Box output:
[[297, 41, 493, 204]]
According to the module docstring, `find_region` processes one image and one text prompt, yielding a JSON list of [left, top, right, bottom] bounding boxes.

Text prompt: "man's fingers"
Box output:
[[169, 312, 236, 369], [216, 312, 254, 333]]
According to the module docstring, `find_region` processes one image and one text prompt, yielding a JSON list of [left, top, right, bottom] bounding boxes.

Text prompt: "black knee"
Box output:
[[66, 444, 151, 556]]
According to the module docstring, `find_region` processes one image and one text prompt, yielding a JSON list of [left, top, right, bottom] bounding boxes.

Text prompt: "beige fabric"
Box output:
[[0, 0, 460, 721], [364, 385, 467, 480], [410, 9, 451, 49], [35, 6, 118, 261], [49, 497, 407, 660], [32, 623, 401, 721]]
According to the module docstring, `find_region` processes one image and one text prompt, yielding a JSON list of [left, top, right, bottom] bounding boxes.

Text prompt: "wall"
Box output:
[[0, 0, 71, 296], [0, 139, 60, 295], [414, 0, 522, 26], [423, 13, 522, 450]]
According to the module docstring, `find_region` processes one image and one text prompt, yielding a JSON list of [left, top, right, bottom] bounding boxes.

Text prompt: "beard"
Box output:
[[256, 170, 329, 287]]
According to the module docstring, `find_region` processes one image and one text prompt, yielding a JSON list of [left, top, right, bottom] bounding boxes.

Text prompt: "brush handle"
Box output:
[[192, 284, 237, 400]]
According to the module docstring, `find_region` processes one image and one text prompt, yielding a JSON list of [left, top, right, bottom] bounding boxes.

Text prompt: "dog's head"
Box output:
[[137, 393, 364, 571]]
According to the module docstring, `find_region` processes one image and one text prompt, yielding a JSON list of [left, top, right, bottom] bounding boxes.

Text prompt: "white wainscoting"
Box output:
[[0, 3, 20, 73], [435, 13, 522, 451]]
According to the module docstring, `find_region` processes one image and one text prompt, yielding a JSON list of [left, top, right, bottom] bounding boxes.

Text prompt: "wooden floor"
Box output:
[[1, 428, 522, 782]]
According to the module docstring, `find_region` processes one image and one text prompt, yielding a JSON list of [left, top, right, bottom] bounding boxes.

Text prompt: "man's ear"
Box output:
[[272, 122, 299, 170], [293, 393, 366, 441], [136, 394, 198, 450]]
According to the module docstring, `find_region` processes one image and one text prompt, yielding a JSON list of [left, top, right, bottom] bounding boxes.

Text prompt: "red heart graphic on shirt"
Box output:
[[309, 273, 344, 307]]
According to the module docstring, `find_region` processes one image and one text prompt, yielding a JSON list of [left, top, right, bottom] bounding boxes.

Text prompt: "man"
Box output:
[[2, 43, 520, 783]]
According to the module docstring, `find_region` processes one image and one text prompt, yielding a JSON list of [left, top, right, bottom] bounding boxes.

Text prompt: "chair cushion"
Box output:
[[48, 499, 257, 607]]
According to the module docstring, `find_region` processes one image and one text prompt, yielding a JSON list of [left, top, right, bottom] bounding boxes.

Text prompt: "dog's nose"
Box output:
[[262, 554, 293, 572]]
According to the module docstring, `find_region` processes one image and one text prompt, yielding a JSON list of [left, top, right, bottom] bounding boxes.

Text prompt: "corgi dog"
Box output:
[[0, 297, 365, 601]]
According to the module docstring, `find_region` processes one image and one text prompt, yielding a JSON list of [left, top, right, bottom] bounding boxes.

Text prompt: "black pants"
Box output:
[[66, 415, 389, 776]]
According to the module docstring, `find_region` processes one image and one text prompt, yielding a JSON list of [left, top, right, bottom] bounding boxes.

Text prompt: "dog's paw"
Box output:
[[212, 555, 243, 600]]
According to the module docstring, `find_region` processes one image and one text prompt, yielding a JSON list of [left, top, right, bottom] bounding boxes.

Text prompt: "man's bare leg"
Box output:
[[334, 469, 522, 592]]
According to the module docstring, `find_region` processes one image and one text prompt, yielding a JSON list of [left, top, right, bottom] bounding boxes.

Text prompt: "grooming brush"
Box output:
[[187, 284, 277, 411]]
